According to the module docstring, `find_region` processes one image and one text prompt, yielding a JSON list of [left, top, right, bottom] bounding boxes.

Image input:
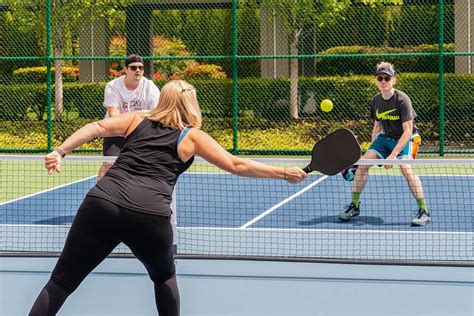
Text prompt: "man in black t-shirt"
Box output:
[[338, 62, 430, 226]]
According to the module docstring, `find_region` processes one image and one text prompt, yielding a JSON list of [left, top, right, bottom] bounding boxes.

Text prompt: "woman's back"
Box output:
[[89, 117, 194, 216]]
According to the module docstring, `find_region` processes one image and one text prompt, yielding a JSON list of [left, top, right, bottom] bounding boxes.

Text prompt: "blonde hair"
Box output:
[[147, 80, 202, 129], [376, 61, 396, 76]]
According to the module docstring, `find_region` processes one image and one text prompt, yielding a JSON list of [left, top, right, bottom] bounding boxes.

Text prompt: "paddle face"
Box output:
[[303, 128, 360, 176]]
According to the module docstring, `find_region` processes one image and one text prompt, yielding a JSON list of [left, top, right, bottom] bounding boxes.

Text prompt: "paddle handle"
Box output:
[[302, 165, 312, 174]]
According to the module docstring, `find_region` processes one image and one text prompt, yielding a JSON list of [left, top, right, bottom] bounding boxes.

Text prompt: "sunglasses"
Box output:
[[376, 76, 392, 82], [128, 65, 144, 71]]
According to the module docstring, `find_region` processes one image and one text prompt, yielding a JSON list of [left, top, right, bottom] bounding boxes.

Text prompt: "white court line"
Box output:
[[0, 176, 96, 206], [239, 175, 329, 229]]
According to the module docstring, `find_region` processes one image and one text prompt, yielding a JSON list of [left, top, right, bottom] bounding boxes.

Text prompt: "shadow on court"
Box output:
[[298, 215, 386, 227], [34, 216, 75, 225]]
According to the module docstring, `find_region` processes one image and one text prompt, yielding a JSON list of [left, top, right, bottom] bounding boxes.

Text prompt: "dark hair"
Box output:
[[125, 54, 144, 67]]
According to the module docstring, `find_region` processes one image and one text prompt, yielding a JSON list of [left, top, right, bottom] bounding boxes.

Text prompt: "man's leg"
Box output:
[[400, 163, 425, 201], [97, 136, 123, 181], [338, 151, 379, 221], [398, 136, 430, 226], [400, 161, 430, 226]]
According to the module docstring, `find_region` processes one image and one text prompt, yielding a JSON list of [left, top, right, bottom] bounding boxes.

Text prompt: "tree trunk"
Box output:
[[54, 19, 64, 122], [289, 30, 299, 119]]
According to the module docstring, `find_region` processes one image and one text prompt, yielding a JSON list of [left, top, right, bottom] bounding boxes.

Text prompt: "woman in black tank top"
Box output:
[[30, 80, 307, 316]]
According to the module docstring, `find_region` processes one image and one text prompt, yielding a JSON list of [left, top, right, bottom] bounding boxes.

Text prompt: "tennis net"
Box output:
[[1, 155, 472, 264]]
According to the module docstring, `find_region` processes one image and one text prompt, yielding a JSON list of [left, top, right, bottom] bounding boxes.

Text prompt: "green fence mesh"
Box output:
[[0, 0, 472, 155]]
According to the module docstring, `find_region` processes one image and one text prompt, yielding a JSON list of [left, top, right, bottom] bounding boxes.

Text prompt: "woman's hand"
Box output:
[[45, 151, 62, 175], [284, 167, 308, 184]]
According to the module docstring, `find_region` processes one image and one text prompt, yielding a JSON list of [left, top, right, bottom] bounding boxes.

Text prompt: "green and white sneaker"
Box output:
[[338, 202, 360, 221], [411, 209, 431, 226]]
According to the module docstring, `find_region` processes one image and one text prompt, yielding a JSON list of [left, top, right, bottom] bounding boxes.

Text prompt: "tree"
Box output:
[[241, 0, 401, 119], [3, 0, 125, 121]]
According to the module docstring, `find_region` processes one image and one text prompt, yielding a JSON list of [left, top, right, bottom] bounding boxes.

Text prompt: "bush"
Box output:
[[171, 64, 227, 80], [0, 120, 102, 150], [108, 34, 227, 81], [65, 82, 108, 119], [1, 73, 472, 151], [0, 84, 46, 120], [316, 44, 455, 76], [12, 66, 79, 83], [188, 79, 233, 117]]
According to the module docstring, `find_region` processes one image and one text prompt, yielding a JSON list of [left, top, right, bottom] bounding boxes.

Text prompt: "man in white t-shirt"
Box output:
[[97, 55, 178, 253], [99, 54, 160, 173]]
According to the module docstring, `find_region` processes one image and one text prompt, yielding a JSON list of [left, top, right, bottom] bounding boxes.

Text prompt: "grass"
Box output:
[[0, 160, 98, 203], [2, 157, 472, 203]]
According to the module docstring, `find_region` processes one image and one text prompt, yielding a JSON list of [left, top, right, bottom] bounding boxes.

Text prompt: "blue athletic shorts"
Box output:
[[367, 132, 421, 159]]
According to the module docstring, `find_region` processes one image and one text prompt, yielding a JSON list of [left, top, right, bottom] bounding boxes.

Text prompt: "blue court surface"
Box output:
[[1, 171, 473, 261]]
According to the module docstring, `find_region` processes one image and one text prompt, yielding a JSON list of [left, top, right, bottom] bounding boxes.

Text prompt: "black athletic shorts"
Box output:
[[103, 136, 125, 156]]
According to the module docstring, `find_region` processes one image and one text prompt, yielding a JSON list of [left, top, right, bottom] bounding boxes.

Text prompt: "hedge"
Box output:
[[1, 73, 472, 124], [0, 83, 46, 120], [65, 82, 108, 119], [12, 66, 80, 84], [316, 44, 456, 76]]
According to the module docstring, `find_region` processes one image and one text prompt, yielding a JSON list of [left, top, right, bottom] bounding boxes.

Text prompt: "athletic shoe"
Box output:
[[341, 165, 358, 181], [411, 209, 431, 226], [338, 202, 360, 221]]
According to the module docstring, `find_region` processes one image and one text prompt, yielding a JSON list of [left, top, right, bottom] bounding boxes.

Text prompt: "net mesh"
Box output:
[[1, 155, 472, 263]]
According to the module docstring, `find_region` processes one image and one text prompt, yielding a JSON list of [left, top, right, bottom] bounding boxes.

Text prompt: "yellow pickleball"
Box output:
[[320, 99, 333, 112]]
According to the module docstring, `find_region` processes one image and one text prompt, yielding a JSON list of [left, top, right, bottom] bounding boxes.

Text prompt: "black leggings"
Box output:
[[29, 195, 179, 316]]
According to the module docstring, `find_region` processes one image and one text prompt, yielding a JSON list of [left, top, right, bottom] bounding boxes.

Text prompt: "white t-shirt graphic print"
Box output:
[[103, 75, 160, 117]]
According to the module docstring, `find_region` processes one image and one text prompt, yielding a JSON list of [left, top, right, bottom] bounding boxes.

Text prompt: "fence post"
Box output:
[[46, 0, 53, 152], [438, 0, 445, 156], [231, 0, 239, 154]]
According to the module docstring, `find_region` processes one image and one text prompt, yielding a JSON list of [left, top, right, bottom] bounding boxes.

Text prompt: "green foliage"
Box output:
[[0, 10, 42, 83], [0, 120, 102, 150], [242, 0, 351, 35], [108, 34, 227, 81], [188, 80, 233, 117], [316, 44, 455, 76], [0, 83, 46, 120], [1, 73, 473, 151], [152, 36, 196, 78], [12, 66, 79, 83], [171, 64, 227, 80], [152, 8, 233, 73], [65, 82, 108, 119]]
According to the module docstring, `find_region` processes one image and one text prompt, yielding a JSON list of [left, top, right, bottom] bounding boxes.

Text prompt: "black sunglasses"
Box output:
[[128, 65, 144, 71], [376, 76, 392, 82]]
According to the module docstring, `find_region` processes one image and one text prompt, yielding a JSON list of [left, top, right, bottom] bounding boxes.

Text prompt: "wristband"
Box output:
[[54, 147, 66, 158]]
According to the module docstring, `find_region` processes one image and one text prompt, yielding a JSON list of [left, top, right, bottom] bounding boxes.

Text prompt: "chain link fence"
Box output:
[[0, 0, 472, 155]]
